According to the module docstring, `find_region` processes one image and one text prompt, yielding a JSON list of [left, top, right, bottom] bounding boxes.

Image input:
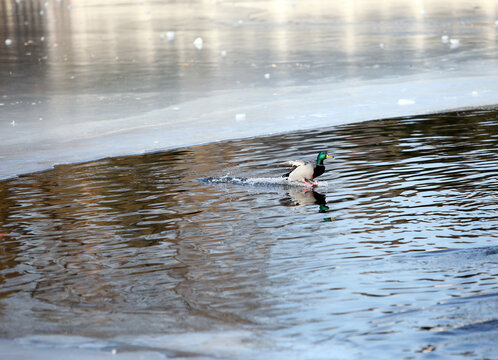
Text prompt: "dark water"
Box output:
[[1, 108, 498, 359]]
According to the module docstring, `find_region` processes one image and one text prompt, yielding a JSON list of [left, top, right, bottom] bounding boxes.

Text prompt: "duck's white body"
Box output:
[[279, 152, 332, 186], [280, 160, 316, 183]]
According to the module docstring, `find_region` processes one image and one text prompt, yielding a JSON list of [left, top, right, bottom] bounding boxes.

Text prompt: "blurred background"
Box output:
[[2, 0, 497, 98]]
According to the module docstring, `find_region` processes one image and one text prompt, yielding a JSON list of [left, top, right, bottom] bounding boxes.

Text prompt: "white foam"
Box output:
[[397, 99, 416, 106], [166, 31, 175, 41], [193, 37, 203, 50], [449, 38, 460, 49], [235, 113, 246, 121], [200, 176, 328, 188]]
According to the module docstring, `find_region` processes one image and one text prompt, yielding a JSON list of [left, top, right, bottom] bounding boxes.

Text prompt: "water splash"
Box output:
[[198, 175, 328, 188]]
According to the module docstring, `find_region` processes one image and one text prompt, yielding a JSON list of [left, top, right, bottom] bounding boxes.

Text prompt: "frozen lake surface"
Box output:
[[1, 0, 498, 179], [1, 108, 498, 359]]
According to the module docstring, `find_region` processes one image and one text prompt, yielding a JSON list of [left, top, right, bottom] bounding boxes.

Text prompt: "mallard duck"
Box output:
[[280, 151, 332, 186]]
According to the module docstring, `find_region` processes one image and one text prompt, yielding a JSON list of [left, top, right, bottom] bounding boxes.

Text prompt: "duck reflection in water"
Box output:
[[280, 188, 333, 221]]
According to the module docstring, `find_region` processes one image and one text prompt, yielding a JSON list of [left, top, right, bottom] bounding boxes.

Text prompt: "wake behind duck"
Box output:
[[198, 175, 328, 188], [199, 151, 332, 189]]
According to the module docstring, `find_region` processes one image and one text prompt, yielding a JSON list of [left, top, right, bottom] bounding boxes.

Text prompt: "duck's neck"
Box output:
[[316, 155, 325, 165]]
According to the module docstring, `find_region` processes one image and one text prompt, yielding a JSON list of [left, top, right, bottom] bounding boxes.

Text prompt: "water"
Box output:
[[1, 0, 498, 179], [1, 108, 498, 359]]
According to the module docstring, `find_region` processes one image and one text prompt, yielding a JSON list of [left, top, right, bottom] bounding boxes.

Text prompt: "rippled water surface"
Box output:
[[1, 108, 498, 359]]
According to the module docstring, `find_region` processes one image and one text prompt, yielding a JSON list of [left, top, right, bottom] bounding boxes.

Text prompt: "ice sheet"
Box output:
[[2, 70, 497, 180]]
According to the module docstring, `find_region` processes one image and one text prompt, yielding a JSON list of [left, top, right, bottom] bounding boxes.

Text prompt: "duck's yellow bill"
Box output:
[[326, 154, 333, 158]]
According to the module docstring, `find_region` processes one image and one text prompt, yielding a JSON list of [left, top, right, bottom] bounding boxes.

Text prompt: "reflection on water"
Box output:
[[282, 188, 330, 212], [1, 108, 498, 358]]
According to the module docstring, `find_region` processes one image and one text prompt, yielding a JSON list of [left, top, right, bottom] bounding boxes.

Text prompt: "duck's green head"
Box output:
[[316, 151, 332, 165]]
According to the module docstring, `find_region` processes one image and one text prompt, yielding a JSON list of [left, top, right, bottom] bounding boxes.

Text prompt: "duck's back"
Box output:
[[288, 162, 314, 182]]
